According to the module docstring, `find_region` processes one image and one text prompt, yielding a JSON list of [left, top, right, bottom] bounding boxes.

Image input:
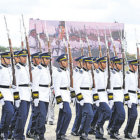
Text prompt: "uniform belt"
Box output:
[[128, 90, 136, 94], [113, 87, 122, 90], [60, 87, 70, 90], [80, 87, 92, 90], [39, 84, 50, 87], [19, 84, 30, 87], [98, 89, 106, 92], [0, 85, 12, 88]]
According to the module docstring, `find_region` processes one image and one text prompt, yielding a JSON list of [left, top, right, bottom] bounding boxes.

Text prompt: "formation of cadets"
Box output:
[[0, 48, 140, 140]]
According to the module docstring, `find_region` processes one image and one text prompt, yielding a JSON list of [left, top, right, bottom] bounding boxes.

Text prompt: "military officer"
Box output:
[[35, 52, 51, 140], [26, 52, 41, 138], [54, 54, 72, 140], [93, 56, 111, 140], [75, 57, 94, 140], [0, 52, 14, 139], [109, 58, 125, 139], [124, 59, 138, 139], [13, 49, 31, 140], [71, 55, 84, 136]]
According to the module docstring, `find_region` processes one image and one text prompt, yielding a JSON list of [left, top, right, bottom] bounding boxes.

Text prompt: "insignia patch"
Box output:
[[75, 68, 78, 72], [126, 71, 130, 74], [38, 65, 42, 69], [0, 66, 2, 69], [16, 65, 20, 69], [96, 69, 99, 73], [57, 68, 62, 72], [31, 67, 34, 70], [112, 70, 116, 74], [79, 69, 83, 74]]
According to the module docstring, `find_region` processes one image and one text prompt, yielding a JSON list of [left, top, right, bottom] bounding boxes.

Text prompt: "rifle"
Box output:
[[66, 28, 73, 88], [86, 36, 95, 88], [21, 15, 32, 82], [96, 28, 102, 57], [20, 19, 24, 49], [4, 16, 16, 86], [104, 29, 111, 89], [109, 28, 117, 56], [80, 37, 84, 56]]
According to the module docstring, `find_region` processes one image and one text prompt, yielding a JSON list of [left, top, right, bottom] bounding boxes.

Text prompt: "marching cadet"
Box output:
[[109, 58, 125, 140], [71, 55, 84, 136], [35, 52, 52, 140], [124, 59, 138, 139], [26, 52, 41, 138], [54, 54, 72, 140], [8, 51, 20, 139], [75, 57, 94, 140], [13, 49, 31, 140], [89, 57, 99, 135], [93, 56, 111, 140], [0, 52, 14, 139], [107, 56, 118, 134]]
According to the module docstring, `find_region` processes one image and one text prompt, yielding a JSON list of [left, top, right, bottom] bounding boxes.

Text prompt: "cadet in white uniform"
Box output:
[[13, 49, 31, 140], [0, 52, 14, 139], [75, 57, 94, 140], [124, 59, 138, 139], [94, 56, 111, 140], [109, 58, 125, 140], [35, 52, 51, 140], [26, 52, 41, 138], [54, 54, 72, 140], [71, 56, 84, 136]]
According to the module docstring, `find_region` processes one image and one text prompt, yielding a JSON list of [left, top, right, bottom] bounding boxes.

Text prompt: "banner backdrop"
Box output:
[[29, 19, 124, 65]]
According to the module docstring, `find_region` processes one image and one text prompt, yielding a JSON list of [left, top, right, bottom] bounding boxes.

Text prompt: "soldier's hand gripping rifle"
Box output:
[[86, 36, 95, 88], [109, 28, 117, 57], [21, 15, 32, 82], [4, 16, 16, 86], [96, 28, 102, 58]]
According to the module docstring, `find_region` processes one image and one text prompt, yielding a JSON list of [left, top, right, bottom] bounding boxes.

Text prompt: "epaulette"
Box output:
[[126, 71, 130, 74], [57, 68, 62, 72], [16, 65, 20, 69], [112, 70, 116, 74], [75, 68, 78, 72], [79, 69, 83, 74], [0, 65, 2, 69], [96, 69, 99, 73], [38, 65, 42, 69]]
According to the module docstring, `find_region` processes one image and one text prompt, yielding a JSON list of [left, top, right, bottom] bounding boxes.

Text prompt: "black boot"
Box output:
[[80, 133, 91, 140], [26, 131, 35, 138], [110, 130, 122, 140], [125, 133, 136, 139]]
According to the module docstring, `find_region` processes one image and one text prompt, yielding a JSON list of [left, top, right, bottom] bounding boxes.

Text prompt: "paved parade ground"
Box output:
[[18, 104, 140, 140]]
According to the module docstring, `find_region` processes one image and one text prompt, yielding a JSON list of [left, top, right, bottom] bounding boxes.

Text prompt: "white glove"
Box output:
[[0, 98, 5, 106], [70, 87, 74, 91], [109, 100, 114, 109], [34, 98, 39, 107], [127, 100, 132, 108], [59, 102, 63, 109], [29, 82, 33, 87], [95, 100, 100, 107], [79, 99, 84, 106], [15, 100, 21, 108]]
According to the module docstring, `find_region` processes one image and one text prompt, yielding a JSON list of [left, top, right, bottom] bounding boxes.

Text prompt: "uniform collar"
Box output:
[[114, 68, 120, 72], [83, 67, 89, 71], [76, 66, 81, 70], [129, 69, 135, 73], [1, 64, 8, 68], [99, 68, 104, 72], [19, 62, 26, 67], [111, 68, 114, 70], [32, 63, 37, 67], [60, 67, 66, 71], [41, 63, 47, 68]]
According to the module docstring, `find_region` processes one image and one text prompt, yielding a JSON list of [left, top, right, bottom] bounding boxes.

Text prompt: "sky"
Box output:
[[0, 0, 140, 54]]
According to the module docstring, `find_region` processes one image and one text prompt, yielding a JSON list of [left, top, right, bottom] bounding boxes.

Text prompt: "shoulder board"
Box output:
[[112, 70, 116, 74], [57, 68, 62, 72], [16, 65, 20, 69], [31, 66, 34, 70], [0, 65, 2, 69], [38, 65, 42, 69], [79, 69, 83, 74], [75, 68, 78, 72], [126, 71, 130, 74], [96, 69, 99, 73]]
